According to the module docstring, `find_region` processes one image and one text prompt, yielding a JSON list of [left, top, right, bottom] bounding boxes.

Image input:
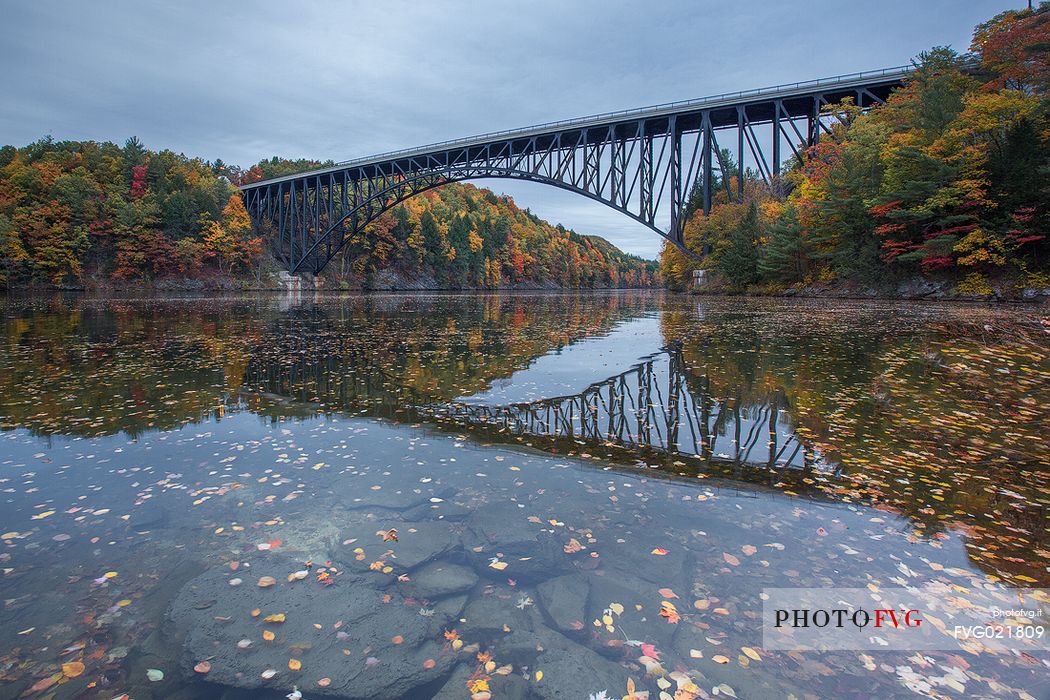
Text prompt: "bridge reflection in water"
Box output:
[[242, 343, 825, 476], [437, 345, 812, 470]]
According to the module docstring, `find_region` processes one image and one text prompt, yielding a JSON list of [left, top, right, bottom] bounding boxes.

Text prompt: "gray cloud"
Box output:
[[0, 0, 1011, 258]]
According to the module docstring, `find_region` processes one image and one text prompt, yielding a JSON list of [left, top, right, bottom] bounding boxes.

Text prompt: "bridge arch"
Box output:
[[289, 165, 681, 275]]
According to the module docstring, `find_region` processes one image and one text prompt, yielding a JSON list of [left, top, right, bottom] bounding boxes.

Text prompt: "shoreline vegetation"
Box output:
[[0, 146, 658, 293], [662, 6, 1050, 303], [2, 6, 1047, 302]]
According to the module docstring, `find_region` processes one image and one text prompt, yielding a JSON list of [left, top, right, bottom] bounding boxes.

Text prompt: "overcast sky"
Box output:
[[1, 1, 1017, 258]]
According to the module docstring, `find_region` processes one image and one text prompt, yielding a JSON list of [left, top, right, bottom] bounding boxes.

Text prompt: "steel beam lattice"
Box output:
[[241, 67, 910, 274]]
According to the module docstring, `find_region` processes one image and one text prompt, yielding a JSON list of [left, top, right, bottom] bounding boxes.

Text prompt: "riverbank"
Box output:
[[689, 275, 1050, 304], [2, 272, 658, 295]]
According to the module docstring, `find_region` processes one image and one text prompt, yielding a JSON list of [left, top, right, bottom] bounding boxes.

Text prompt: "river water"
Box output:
[[0, 293, 1047, 699]]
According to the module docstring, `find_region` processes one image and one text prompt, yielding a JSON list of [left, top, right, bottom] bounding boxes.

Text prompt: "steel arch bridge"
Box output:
[[240, 67, 911, 275]]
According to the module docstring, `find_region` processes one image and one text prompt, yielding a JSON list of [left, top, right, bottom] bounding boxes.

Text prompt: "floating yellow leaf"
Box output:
[[742, 647, 761, 661], [263, 613, 285, 623], [288, 659, 301, 671], [262, 630, 275, 641], [534, 670, 543, 682], [61, 661, 85, 678], [257, 576, 276, 588], [609, 602, 624, 615], [712, 654, 730, 664]]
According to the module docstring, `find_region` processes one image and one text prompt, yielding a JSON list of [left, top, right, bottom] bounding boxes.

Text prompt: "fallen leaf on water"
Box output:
[[61, 661, 85, 678], [194, 661, 211, 673], [263, 630, 276, 641], [723, 553, 740, 566], [742, 647, 761, 661], [29, 675, 60, 693], [258, 576, 277, 588], [694, 599, 710, 610], [261, 669, 277, 679], [712, 655, 730, 664], [535, 670, 543, 682], [651, 548, 668, 556], [659, 601, 680, 624], [288, 659, 301, 671], [263, 613, 286, 623], [657, 587, 677, 598], [423, 659, 436, 669], [392, 635, 404, 644], [741, 545, 757, 556], [146, 668, 164, 681]]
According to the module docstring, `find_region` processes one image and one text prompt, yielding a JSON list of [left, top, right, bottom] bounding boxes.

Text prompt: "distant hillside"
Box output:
[[0, 142, 657, 290]]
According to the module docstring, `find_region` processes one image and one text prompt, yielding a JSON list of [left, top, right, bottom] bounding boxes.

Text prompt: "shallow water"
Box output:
[[0, 292, 1047, 699]]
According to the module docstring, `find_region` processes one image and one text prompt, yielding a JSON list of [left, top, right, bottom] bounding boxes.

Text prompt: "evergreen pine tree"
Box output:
[[718, 201, 760, 286]]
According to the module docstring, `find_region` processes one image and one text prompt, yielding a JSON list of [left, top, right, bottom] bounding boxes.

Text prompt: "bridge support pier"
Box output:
[[277, 271, 302, 293]]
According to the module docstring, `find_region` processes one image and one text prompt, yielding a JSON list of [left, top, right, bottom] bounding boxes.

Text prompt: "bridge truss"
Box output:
[[241, 67, 911, 274]]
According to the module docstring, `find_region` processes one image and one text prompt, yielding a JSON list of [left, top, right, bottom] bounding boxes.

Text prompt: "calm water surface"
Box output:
[[0, 293, 1047, 699]]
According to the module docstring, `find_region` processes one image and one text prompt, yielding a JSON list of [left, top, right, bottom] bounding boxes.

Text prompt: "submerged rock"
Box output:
[[168, 556, 456, 699], [464, 504, 570, 583], [536, 574, 590, 637], [531, 644, 628, 700], [401, 561, 477, 600], [385, 521, 462, 570]]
